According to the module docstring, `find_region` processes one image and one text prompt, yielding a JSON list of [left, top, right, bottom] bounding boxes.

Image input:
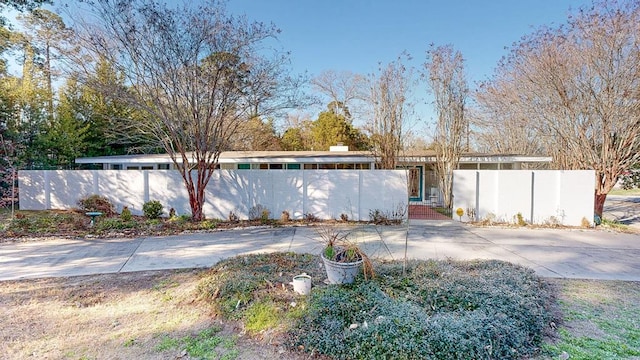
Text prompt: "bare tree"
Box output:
[[73, 0, 299, 220], [425, 44, 469, 209], [475, 0, 640, 217], [366, 53, 414, 169], [473, 79, 544, 157], [311, 70, 366, 122]]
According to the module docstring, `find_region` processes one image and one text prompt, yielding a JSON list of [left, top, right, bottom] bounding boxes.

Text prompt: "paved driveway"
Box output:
[[604, 195, 640, 228], [1, 222, 639, 282]]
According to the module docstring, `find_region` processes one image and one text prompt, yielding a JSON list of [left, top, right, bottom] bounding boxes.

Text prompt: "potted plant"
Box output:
[[316, 226, 373, 284]]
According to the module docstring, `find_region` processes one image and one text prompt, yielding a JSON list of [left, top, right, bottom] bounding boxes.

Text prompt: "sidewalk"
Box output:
[[1, 221, 639, 282]]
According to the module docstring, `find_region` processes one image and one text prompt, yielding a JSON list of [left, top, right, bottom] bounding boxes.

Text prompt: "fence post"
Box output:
[[44, 170, 51, 210], [530, 171, 535, 223], [474, 171, 480, 221], [143, 171, 149, 203]]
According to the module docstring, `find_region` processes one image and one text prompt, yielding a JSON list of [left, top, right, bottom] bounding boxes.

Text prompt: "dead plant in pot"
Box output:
[[315, 225, 374, 284]]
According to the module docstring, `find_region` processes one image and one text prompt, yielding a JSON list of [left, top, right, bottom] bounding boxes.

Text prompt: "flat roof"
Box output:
[[75, 150, 552, 164]]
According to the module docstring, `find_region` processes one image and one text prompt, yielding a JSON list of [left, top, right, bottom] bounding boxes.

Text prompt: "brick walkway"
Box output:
[[408, 205, 451, 220]]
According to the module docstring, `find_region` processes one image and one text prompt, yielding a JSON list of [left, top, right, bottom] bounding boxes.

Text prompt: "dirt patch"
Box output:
[[0, 270, 309, 360]]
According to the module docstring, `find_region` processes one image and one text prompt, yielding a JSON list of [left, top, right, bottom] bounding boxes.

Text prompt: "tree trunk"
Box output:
[[594, 193, 607, 218]]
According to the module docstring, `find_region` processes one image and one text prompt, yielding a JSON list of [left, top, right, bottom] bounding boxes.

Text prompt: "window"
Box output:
[[111, 164, 122, 170], [500, 163, 513, 170], [252, 164, 268, 169], [356, 163, 370, 170], [157, 164, 170, 170], [479, 163, 498, 170], [319, 163, 336, 170], [269, 164, 283, 169], [304, 164, 317, 170], [126, 166, 139, 170], [238, 163, 250, 170], [220, 163, 235, 170], [459, 163, 477, 170], [287, 164, 301, 170], [141, 166, 154, 170]]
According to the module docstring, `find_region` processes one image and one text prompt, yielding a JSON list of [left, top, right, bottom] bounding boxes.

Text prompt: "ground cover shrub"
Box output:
[[291, 259, 557, 359], [6, 211, 87, 234], [197, 253, 559, 360], [95, 217, 139, 232]]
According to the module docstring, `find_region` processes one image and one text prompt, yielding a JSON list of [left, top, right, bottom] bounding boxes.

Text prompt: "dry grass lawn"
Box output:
[[0, 269, 306, 360]]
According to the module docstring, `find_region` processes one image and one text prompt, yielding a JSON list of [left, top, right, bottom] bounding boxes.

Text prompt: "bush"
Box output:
[[77, 195, 115, 216], [303, 212, 319, 223], [143, 200, 164, 219], [120, 206, 133, 222], [248, 204, 268, 221], [368, 205, 406, 225]]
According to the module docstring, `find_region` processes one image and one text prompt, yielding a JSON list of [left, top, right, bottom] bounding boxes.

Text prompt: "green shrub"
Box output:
[[120, 206, 133, 222], [143, 200, 164, 219], [77, 195, 115, 216], [260, 209, 270, 224]]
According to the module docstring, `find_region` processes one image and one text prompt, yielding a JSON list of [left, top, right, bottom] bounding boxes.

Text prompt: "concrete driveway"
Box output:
[[1, 222, 639, 282], [604, 195, 640, 228]]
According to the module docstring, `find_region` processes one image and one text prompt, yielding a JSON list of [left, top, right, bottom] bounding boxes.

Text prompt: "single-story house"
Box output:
[[75, 147, 551, 206]]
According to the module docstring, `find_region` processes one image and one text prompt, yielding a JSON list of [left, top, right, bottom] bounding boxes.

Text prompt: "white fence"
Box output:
[[452, 170, 595, 226], [19, 170, 409, 221]]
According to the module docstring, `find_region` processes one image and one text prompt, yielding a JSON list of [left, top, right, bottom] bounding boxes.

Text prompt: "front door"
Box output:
[[407, 166, 423, 202]]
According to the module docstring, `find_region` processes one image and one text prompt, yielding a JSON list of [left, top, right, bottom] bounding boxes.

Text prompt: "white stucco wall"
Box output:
[[19, 170, 408, 221], [452, 170, 595, 226]]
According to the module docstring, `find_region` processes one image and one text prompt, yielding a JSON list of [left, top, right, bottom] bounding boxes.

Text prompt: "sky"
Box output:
[[9, 0, 593, 129], [225, 0, 592, 83], [221, 0, 593, 128]]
